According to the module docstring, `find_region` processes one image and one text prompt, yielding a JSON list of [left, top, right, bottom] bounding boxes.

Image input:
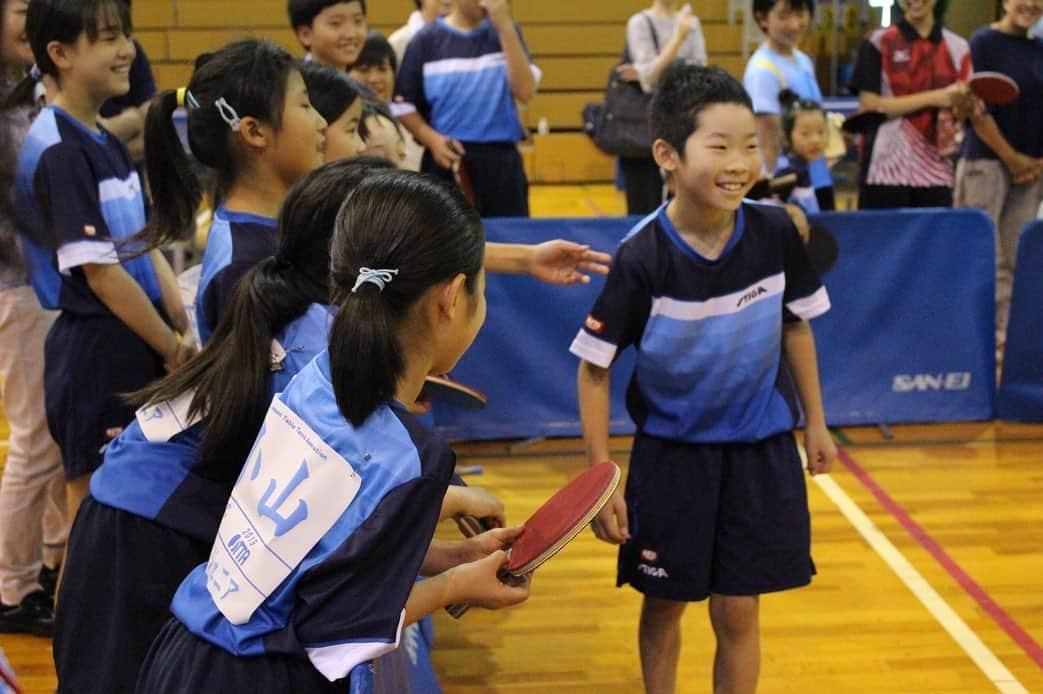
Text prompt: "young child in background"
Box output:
[[13, 0, 190, 544], [775, 89, 833, 214], [572, 63, 835, 694], [288, 0, 367, 72], [301, 62, 367, 162], [360, 99, 407, 166], [349, 31, 395, 102], [136, 170, 530, 693], [0, 0, 65, 638], [743, 0, 834, 210], [140, 38, 326, 343]]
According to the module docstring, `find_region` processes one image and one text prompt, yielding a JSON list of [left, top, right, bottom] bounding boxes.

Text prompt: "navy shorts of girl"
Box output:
[[44, 311, 164, 479], [618, 431, 815, 602]]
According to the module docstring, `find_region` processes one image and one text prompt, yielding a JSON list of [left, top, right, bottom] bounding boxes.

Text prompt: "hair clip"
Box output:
[[214, 97, 242, 132], [351, 267, 399, 294], [177, 87, 200, 111]]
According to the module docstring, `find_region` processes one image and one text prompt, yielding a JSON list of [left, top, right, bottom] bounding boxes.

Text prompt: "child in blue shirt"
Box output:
[[393, 0, 539, 216], [572, 63, 835, 694], [14, 0, 191, 528], [140, 38, 327, 343], [135, 170, 530, 693]]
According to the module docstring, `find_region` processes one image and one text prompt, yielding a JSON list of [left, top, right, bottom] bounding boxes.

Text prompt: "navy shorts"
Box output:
[[54, 496, 210, 694], [618, 431, 815, 602], [44, 311, 165, 479]]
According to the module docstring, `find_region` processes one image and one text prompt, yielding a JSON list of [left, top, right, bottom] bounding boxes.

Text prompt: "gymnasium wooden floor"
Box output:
[[2, 185, 1042, 692]]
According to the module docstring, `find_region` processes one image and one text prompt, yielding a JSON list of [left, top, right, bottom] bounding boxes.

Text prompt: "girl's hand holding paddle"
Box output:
[[459, 526, 523, 563], [448, 550, 531, 609]]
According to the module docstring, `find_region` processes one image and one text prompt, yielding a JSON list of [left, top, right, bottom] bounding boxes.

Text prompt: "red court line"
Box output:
[[837, 447, 1043, 671]]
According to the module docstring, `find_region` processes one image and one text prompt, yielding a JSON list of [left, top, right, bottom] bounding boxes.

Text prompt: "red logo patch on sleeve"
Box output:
[[584, 315, 604, 334]]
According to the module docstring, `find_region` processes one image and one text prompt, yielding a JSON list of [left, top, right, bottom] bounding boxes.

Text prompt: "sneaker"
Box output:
[[38, 564, 60, 601], [0, 590, 54, 637]]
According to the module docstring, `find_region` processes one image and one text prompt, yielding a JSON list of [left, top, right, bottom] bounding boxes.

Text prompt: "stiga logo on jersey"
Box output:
[[584, 315, 605, 334], [892, 372, 972, 392], [736, 285, 767, 308]]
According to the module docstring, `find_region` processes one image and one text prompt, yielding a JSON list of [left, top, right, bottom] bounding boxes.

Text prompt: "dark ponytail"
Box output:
[[328, 171, 485, 426], [136, 38, 296, 250], [129, 156, 394, 464]]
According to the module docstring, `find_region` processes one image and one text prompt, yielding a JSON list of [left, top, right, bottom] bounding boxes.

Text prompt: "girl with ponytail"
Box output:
[[52, 157, 387, 694], [141, 37, 327, 343], [137, 171, 531, 693], [12, 0, 191, 536]]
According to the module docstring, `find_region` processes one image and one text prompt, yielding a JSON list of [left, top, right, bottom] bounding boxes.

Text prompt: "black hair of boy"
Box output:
[[299, 61, 364, 125], [752, 0, 814, 27], [354, 30, 397, 74], [650, 61, 753, 158], [287, 0, 366, 29]]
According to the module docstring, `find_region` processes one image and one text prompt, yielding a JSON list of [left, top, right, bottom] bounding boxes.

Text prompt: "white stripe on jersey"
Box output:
[[570, 330, 618, 369], [423, 52, 506, 77], [56, 239, 118, 272], [305, 610, 404, 681], [649, 273, 785, 322], [786, 285, 831, 320]]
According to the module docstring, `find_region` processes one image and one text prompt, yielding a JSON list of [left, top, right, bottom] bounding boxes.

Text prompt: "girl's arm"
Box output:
[[440, 484, 505, 525], [858, 82, 971, 120], [755, 114, 783, 174], [484, 241, 611, 285], [149, 249, 190, 335], [781, 320, 836, 475], [83, 262, 182, 369], [405, 550, 530, 626], [483, 0, 537, 102], [969, 111, 1043, 183]]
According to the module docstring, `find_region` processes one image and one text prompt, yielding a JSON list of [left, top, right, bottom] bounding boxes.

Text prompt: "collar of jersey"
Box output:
[[656, 202, 745, 266], [437, 16, 491, 38], [896, 18, 943, 44], [48, 105, 109, 146], [215, 205, 277, 227]]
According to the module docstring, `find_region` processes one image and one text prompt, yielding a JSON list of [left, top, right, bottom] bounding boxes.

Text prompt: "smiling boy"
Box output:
[[288, 0, 367, 71], [572, 63, 836, 694]]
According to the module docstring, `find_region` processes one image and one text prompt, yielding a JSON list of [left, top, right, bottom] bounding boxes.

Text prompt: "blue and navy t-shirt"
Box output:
[[392, 18, 539, 143], [14, 105, 159, 315], [962, 28, 1043, 161], [569, 202, 830, 444], [170, 350, 454, 681], [90, 303, 335, 543], [196, 207, 278, 343]]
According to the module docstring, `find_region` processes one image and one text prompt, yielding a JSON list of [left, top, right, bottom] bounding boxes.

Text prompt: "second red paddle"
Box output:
[[968, 72, 1019, 104]]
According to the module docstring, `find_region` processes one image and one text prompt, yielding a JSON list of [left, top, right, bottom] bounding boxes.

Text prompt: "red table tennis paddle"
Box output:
[[446, 462, 621, 618], [841, 109, 887, 135], [420, 374, 487, 410], [968, 72, 1019, 104]]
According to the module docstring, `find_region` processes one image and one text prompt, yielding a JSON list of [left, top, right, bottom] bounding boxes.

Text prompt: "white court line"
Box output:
[[812, 469, 1028, 693]]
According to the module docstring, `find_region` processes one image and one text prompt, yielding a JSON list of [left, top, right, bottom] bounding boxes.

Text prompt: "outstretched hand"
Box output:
[[528, 240, 611, 285]]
